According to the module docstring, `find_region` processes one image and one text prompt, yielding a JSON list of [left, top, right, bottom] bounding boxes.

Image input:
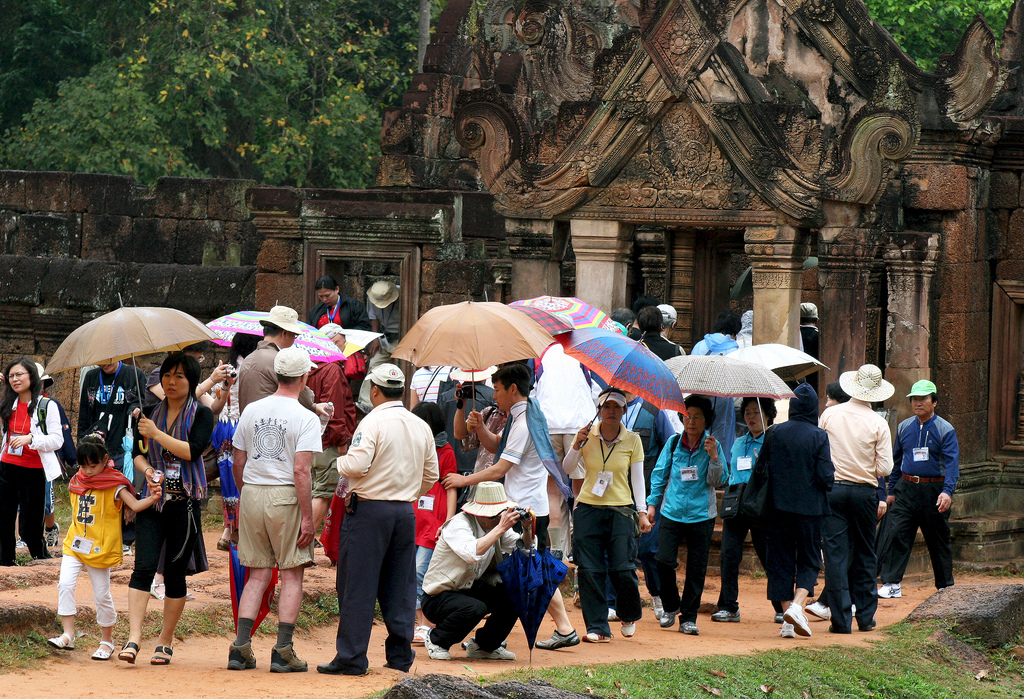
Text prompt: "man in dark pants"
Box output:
[[420, 482, 525, 661], [316, 364, 439, 676], [818, 364, 894, 634], [877, 380, 959, 599]]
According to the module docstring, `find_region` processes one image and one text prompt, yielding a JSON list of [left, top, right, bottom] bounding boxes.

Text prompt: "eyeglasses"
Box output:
[[7, 372, 30, 379]]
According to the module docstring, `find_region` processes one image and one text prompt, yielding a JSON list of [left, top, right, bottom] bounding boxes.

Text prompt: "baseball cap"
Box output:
[[274, 346, 314, 377], [800, 302, 818, 320], [657, 304, 677, 324], [368, 363, 405, 388], [906, 379, 937, 398], [320, 323, 345, 339]]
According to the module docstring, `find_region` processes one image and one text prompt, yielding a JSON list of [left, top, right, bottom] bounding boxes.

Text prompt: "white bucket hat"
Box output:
[[266, 305, 305, 334], [449, 366, 497, 383], [274, 346, 315, 377], [839, 363, 895, 402], [462, 481, 517, 518], [367, 280, 400, 308]]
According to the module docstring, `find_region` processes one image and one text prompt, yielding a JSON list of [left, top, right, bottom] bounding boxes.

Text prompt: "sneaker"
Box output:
[[711, 609, 741, 623], [462, 639, 507, 650], [659, 612, 677, 628], [45, 524, 60, 547], [535, 630, 580, 650], [779, 622, 796, 639], [652, 596, 665, 621], [227, 641, 256, 670], [805, 601, 832, 620], [783, 604, 812, 637], [423, 630, 451, 660], [774, 612, 785, 624], [122, 544, 133, 556], [270, 643, 308, 673], [607, 607, 620, 622], [620, 622, 636, 638], [679, 621, 699, 635], [878, 583, 902, 599], [413, 625, 430, 645], [465, 637, 516, 660]]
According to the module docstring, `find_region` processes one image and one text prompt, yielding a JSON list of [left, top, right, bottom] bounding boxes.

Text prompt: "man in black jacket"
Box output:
[[307, 275, 371, 331]]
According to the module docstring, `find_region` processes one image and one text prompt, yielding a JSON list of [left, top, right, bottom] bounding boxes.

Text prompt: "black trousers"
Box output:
[[823, 483, 878, 632], [332, 500, 416, 674], [129, 497, 201, 599], [422, 580, 518, 652], [655, 517, 714, 623], [765, 511, 821, 602], [573, 503, 641, 635], [718, 514, 782, 614], [0, 461, 49, 564], [878, 480, 954, 588]]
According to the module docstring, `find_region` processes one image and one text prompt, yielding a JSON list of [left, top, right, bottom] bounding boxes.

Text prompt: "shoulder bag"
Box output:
[[738, 426, 774, 521]]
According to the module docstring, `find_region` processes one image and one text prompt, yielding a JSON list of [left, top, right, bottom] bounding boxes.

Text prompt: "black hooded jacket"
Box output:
[[763, 383, 834, 516]]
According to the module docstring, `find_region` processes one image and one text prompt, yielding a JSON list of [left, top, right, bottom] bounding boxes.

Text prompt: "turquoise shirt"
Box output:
[[647, 430, 728, 524], [728, 431, 764, 486]]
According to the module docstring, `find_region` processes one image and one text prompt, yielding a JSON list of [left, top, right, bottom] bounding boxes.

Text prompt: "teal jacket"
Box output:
[[728, 431, 764, 486], [647, 430, 728, 524]]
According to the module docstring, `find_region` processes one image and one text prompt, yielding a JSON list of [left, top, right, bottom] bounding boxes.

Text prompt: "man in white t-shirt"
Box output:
[[228, 346, 323, 674]]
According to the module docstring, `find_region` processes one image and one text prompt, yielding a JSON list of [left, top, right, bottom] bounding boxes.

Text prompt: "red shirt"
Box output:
[[415, 443, 457, 549], [3, 401, 43, 468]]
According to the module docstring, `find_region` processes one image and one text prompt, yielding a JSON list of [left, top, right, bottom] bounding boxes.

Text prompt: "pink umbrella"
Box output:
[[207, 310, 344, 362], [510, 296, 626, 334]]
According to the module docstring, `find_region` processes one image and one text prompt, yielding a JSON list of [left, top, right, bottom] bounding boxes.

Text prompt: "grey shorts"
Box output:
[[237, 485, 314, 570]]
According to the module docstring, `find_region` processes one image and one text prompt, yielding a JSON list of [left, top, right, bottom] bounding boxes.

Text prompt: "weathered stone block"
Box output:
[[907, 583, 1024, 648], [0, 171, 27, 208], [59, 260, 127, 310], [23, 171, 70, 212], [133, 218, 178, 263], [169, 265, 257, 317], [904, 164, 971, 211], [939, 210, 981, 263], [0, 211, 18, 254], [69, 173, 139, 216], [153, 177, 209, 219], [122, 264, 177, 307], [256, 237, 303, 273], [0, 254, 47, 305], [81, 214, 133, 261], [206, 178, 256, 221], [39, 258, 78, 306], [175, 219, 225, 264], [936, 262, 989, 314], [245, 186, 301, 214], [936, 313, 968, 366], [15, 214, 81, 258], [991, 171, 1019, 208], [421, 259, 487, 294], [254, 271, 303, 312]]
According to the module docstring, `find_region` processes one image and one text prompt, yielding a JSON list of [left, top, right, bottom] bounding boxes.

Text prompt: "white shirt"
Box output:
[[530, 344, 597, 433], [500, 401, 549, 516], [233, 395, 322, 486], [421, 512, 520, 594]]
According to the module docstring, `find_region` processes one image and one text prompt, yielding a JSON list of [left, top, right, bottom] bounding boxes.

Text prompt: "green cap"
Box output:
[[906, 380, 937, 398]]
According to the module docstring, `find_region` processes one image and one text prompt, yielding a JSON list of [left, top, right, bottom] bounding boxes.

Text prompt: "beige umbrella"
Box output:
[[45, 306, 218, 374], [391, 301, 554, 369]]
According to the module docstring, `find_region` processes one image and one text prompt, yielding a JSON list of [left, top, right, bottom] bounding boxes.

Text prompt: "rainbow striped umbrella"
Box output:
[[510, 296, 626, 334], [207, 310, 344, 363]]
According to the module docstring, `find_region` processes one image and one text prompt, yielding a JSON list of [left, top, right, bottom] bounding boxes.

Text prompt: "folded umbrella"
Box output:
[[725, 343, 828, 382], [207, 310, 343, 363], [497, 545, 568, 659], [228, 543, 277, 633], [664, 354, 796, 400]]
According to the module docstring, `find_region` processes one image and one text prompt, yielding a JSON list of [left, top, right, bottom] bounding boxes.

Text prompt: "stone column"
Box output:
[[745, 224, 807, 347], [506, 218, 564, 301], [569, 219, 634, 311], [884, 232, 939, 422]]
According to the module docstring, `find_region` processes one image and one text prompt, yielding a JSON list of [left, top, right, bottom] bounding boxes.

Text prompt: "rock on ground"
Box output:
[[907, 583, 1024, 648], [383, 674, 603, 699], [0, 602, 54, 636]]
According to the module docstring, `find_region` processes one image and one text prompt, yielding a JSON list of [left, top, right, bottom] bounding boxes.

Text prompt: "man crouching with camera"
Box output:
[[420, 481, 532, 661]]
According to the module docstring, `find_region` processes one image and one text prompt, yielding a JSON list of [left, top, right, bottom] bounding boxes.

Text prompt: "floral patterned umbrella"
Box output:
[[510, 296, 626, 334], [207, 310, 343, 362]]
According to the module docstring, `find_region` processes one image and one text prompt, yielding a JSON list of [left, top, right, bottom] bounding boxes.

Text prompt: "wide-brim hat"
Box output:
[[839, 363, 895, 402], [367, 280, 400, 308], [449, 366, 497, 383], [462, 481, 517, 518], [266, 305, 305, 334], [34, 362, 52, 386]]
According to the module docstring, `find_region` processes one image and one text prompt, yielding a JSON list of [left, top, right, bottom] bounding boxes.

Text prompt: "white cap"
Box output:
[[368, 363, 405, 388], [320, 323, 345, 339], [266, 305, 305, 334], [657, 304, 677, 324], [274, 346, 314, 377], [800, 302, 818, 320]]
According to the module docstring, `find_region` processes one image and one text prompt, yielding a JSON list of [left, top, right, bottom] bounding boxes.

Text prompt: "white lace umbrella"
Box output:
[[664, 354, 795, 400], [726, 343, 828, 382]]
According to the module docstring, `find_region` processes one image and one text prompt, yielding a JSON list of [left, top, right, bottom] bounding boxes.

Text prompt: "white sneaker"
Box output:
[[423, 630, 451, 660], [779, 622, 796, 639], [620, 622, 636, 638], [122, 545, 133, 556], [805, 601, 832, 620], [607, 607, 619, 622], [464, 637, 515, 660], [878, 583, 902, 599], [783, 604, 812, 637], [652, 596, 665, 621]]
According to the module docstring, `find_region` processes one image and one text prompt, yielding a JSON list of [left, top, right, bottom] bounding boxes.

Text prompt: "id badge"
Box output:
[[592, 470, 613, 497], [165, 464, 181, 480], [8, 443, 23, 457], [680, 468, 698, 482], [417, 494, 435, 510], [70, 536, 95, 555], [913, 447, 929, 462], [737, 456, 753, 471]]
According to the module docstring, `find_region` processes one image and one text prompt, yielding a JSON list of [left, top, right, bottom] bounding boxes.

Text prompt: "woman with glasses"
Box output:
[[0, 358, 65, 565]]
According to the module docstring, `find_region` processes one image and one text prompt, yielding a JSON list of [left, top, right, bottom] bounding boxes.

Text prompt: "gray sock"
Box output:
[[235, 617, 255, 646], [277, 622, 295, 648]]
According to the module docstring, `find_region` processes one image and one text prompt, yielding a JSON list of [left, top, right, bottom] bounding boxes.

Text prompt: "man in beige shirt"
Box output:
[[818, 364, 894, 635], [317, 363, 438, 677]]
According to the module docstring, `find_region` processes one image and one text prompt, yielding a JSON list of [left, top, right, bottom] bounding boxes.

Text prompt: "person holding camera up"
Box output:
[[420, 482, 530, 661]]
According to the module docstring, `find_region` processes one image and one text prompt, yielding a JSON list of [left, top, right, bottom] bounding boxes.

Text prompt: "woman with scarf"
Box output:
[[119, 353, 214, 665]]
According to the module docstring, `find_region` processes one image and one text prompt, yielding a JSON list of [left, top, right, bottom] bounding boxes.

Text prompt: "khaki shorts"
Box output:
[[237, 485, 314, 570], [311, 446, 341, 499]]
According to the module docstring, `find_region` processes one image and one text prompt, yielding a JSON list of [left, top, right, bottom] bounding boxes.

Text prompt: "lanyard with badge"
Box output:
[[679, 431, 707, 483], [591, 436, 619, 497], [913, 423, 930, 462], [736, 435, 761, 472], [326, 298, 343, 324]]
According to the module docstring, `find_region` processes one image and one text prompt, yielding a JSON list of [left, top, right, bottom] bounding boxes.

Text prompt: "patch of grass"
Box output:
[[0, 631, 56, 671], [497, 623, 1024, 699]]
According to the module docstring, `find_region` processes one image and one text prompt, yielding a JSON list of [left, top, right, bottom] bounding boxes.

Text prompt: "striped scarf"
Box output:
[[143, 396, 206, 510]]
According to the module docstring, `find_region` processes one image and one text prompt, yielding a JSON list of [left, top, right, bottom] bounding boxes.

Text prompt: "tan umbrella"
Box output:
[[45, 306, 218, 374], [391, 301, 554, 369]]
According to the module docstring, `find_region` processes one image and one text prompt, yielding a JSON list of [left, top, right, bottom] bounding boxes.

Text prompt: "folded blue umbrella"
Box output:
[[497, 546, 568, 657]]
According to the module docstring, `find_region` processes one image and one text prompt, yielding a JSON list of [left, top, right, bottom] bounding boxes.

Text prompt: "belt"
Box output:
[[834, 480, 875, 487], [902, 474, 944, 484]]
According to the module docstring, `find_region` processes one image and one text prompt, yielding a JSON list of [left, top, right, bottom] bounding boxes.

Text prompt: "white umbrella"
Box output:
[[664, 354, 795, 400], [726, 343, 828, 382]]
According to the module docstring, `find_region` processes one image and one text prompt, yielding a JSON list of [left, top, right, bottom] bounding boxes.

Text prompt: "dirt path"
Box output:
[[2, 532, 1016, 699]]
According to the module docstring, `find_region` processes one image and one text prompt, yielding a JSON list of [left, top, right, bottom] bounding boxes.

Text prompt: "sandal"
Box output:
[[92, 640, 115, 661], [151, 645, 173, 665], [118, 641, 139, 663], [150, 582, 165, 600], [47, 632, 75, 650]]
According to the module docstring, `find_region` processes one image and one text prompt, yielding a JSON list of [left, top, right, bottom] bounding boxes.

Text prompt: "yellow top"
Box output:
[[576, 423, 644, 508], [62, 486, 125, 568]]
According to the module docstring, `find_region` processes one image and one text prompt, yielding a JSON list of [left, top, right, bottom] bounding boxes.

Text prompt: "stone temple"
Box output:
[[3, 0, 1024, 563]]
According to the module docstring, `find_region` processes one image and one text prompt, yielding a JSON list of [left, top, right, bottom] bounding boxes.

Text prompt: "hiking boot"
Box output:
[[270, 643, 307, 673], [535, 630, 580, 650], [45, 524, 60, 548], [878, 583, 902, 599], [227, 641, 256, 670], [783, 604, 812, 637], [465, 637, 516, 660], [805, 601, 831, 620], [423, 630, 451, 660], [711, 609, 741, 623]]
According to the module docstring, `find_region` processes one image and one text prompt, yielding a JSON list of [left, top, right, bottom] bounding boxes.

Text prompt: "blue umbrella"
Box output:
[[228, 543, 277, 632], [497, 545, 568, 656]]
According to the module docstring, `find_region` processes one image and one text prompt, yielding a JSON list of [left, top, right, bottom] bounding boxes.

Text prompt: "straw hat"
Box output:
[[839, 364, 895, 402], [449, 366, 497, 383], [462, 481, 517, 518], [367, 280, 399, 308], [266, 305, 304, 334]]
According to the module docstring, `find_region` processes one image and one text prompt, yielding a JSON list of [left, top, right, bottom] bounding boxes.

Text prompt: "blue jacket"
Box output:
[[647, 430, 728, 523], [890, 414, 959, 497], [691, 333, 738, 356], [764, 383, 833, 516], [729, 431, 763, 486]]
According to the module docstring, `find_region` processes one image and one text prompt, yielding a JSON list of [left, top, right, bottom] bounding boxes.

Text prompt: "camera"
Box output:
[[225, 365, 238, 379], [511, 506, 531, 521]]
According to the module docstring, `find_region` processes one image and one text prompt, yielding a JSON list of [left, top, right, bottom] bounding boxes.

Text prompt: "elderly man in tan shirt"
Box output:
[[818, 364, 894, 635], [317, 363, 438, 677]]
